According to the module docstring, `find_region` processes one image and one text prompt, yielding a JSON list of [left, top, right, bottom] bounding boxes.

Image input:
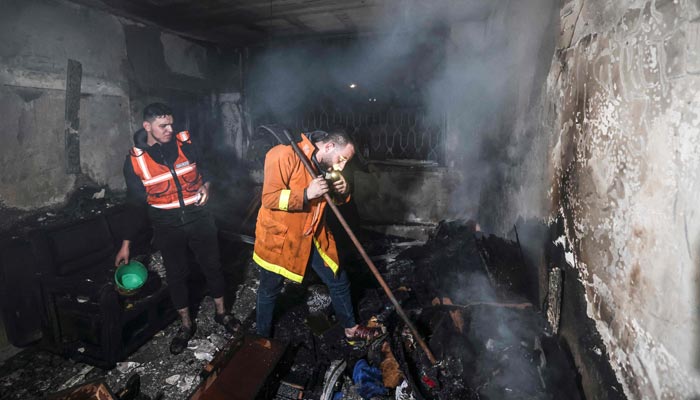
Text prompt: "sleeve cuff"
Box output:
[[278, 189, 292, 211]]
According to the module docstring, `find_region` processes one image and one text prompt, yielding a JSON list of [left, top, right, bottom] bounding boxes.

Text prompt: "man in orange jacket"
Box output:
[[253, 129, 381, 344]]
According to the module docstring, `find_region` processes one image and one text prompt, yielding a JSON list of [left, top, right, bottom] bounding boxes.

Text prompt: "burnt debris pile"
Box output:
[[264, 220, 582, 399], [273, 220, 583, 400], [379, 220, 583, 400], [0, 220, 585, 400]]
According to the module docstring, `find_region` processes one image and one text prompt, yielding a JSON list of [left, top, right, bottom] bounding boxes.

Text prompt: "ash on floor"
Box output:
[[2, 221, 585, 400]]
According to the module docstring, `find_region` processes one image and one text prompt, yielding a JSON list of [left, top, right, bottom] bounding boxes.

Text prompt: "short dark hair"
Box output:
[[143, 102, 173, 122], [308, 129, 351, 147]]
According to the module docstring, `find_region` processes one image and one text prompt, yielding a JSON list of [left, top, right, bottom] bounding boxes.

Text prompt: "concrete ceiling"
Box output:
[[67, 0, 410, 45]]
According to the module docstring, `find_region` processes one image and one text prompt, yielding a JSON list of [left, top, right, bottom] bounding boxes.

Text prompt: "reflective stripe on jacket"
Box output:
[[253, 134, 347, 283], [130, 131, 202, 209]]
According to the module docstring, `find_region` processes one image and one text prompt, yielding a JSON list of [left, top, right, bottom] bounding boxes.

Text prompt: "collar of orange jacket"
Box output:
[[299, 133, 322, 174]]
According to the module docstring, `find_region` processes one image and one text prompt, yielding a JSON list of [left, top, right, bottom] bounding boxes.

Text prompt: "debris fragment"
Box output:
[[148, 251, 167, 279], [394, 380, 415, 400], [431, 297, 464, 333], [165, 375, 180, 385], [114, 374, 140, 399], [306, 284, 332, 313], [420, 374, 437, 389], [352, 359, 387, 399], [321, 359, 346, 400], [92, 188, 106, 199], [546, 267, 563, 334], [49, 380, 116, 399], [275, 381, 305, 399], [56, 365, 94, 391], [187, 339, 217, 361], [116, 361, 140, 374], [380, 341, 402, 389], [177, 375, 196, 393], [486, 338, 496, 351], [207, 333, 226, 351]]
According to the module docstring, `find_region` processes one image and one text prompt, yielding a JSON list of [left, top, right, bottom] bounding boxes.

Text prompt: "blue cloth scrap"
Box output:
[[352, 359, 388, 399]]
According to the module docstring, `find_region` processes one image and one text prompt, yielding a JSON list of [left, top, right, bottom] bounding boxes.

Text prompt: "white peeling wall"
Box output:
[[540, 0, 700, 397]]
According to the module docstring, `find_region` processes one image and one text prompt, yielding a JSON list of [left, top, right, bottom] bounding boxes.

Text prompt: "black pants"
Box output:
[[152, 211, 225, 310]]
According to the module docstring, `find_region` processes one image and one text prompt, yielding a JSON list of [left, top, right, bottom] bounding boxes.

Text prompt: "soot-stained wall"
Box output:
[[485, 0, 700, 398], [549, 1, 700, 397], [435, 0, 700, 397], [438, 0, 559, 225], [0, 0, 237, 212]]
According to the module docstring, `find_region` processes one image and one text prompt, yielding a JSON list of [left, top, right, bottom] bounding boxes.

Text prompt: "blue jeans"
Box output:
[[256, 246, 356, 337]]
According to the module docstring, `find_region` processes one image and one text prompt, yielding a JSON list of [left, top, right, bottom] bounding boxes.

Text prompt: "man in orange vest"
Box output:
[[115, 103, 239, 355], [253, 129, 382, 344]]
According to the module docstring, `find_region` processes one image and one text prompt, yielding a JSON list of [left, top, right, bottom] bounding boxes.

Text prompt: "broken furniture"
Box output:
[[45, 379, 117, 400], [27, 206, 175, 368], [46, 373, 149, 400], [0, 238, 44, 346], [190, 335, 288, 400]]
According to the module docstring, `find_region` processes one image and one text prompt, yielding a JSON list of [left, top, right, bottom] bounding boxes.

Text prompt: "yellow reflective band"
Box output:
[[143, 164, 196, 186], [253, 252, 303, 283], [278, 189, 291, 211], [313, 238, 339, 275]]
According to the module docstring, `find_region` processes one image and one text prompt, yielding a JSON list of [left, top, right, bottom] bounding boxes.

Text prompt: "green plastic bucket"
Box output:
[[115, 260, 147, 291]]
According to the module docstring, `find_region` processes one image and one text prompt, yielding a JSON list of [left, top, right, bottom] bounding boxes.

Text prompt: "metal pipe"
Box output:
[[269, 126, 437, 365]]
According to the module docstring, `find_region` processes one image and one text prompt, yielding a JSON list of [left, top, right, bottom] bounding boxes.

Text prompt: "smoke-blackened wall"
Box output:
[[434, 0, 559, 227], [538, 0, 700, 398], [244, 0, 559, 227], [443, 0, 700, 398], [245, 21, 446, 125], [0, 0, 237, 214]]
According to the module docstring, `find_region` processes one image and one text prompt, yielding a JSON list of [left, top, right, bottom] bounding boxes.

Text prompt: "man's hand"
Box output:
[[332, 174, 349, 195], [196, 182, 210, 206], [115, 240, 130, 266], [306, 176, 329, 200]]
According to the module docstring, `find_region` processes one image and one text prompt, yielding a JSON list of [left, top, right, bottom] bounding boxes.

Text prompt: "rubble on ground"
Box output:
[[1, 220, 584, 399]]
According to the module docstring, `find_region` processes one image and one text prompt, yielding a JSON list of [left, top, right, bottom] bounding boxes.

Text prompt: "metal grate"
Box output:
[[257, 108, 446, 165]]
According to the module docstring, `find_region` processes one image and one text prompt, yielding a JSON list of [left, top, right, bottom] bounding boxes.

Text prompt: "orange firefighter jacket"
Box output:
[[253, 134, 349, 283], [130, 131, 203, 209]]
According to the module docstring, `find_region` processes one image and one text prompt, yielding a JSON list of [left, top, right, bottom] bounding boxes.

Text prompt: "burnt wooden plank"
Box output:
[[546, 266, 563, 334], [193, 335, 287, 400], [65, 59, 82, 174], [46, 379, 117, 399]]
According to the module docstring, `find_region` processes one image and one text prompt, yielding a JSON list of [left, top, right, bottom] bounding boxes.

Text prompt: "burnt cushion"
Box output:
[[45, 216, 115, 276]]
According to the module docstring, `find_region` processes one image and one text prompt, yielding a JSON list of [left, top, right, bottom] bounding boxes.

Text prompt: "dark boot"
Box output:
[[214, 313, 241, 335], [169, 323, 196, 355]]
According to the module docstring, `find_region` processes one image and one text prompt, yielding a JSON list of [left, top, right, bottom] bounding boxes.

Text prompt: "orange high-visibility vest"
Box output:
[[130, 131, 202, 209]]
